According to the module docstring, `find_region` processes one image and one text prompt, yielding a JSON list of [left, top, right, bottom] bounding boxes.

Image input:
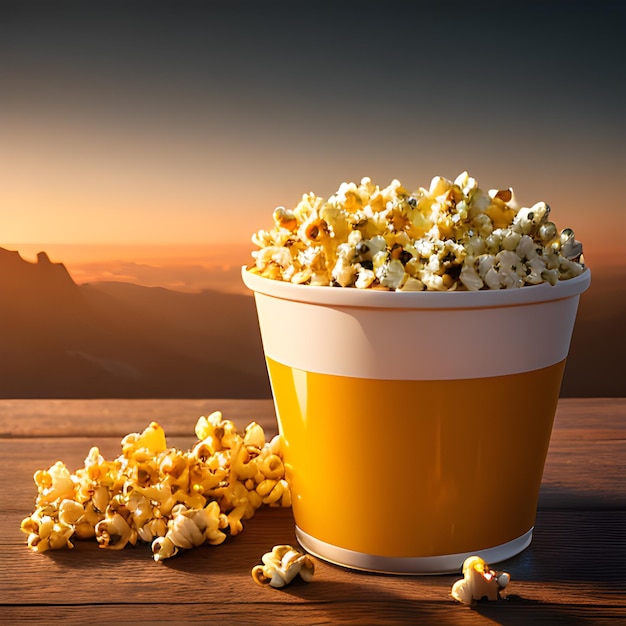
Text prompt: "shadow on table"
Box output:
[[538, 484, 626, 510], [500, 509, 626, 583], [475, 598, 596, 626], [273, 577, 602, 626]]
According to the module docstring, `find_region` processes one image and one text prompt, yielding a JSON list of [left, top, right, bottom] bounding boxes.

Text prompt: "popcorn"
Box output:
[[21, 413, 291, 561], [33, 461, 75, 505], [451, 555, 511, 605], [95, 497, 138, 550], [251, 545, 315, 588], [152, 501, 227, 561], [248, 172, 585, 290]]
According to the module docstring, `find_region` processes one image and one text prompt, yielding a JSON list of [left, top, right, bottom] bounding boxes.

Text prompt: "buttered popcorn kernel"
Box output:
[[251, 545, 315, 588], [21, 413, 291, 561], [451, 555, 511, 605], [249, 172, 585, 291]]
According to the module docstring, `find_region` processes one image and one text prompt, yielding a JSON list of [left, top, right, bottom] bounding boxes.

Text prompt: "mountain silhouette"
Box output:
[[0, 248, 270, 398], [0, 248, 85, 316], [0, 247, 622, 398]]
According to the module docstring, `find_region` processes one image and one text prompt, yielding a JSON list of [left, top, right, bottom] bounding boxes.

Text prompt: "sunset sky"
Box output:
[[1, 0, 624, 280]]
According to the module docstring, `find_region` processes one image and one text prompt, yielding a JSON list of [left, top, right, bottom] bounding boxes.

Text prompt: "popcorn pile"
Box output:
[[20, 412, 291, 562], [249, 172, 585, 291]]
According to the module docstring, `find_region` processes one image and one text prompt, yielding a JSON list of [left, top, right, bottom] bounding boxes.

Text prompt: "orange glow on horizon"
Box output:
[[2, 238, 621, 298]]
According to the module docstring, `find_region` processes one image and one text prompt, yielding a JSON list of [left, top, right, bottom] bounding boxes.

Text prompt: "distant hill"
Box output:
[[0, 248, 270, 398], [560, 265, 625, 397], [0, 247, 622, 398]]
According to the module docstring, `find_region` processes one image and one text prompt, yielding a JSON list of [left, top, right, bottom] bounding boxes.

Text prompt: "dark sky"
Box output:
[[4, 1, 622, 126], [1, 0, 624, 254]]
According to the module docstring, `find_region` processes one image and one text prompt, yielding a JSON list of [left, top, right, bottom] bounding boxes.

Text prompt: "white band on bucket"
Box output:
[[243, 269, 590, 381], [295, 525, 533, 575]]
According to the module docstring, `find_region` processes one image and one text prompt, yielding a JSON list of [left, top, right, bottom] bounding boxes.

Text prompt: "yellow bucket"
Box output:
[[243, 268, 590, 573]]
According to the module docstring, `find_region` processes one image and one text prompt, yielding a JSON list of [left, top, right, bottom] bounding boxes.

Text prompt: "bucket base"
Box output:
[[295, 526, 533, 575]]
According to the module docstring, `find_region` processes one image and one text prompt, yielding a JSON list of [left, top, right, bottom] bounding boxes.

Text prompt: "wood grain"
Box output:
[[1, 398, 624, 624], [0, 398, 278, 438]]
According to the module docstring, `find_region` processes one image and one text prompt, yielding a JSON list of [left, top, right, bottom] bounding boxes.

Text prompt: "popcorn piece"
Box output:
[[121, 421, 167, 462], [95, 509, 137, 550], [273, 207, 298, 232], [251, 545, 315, 588], [248, 172, 586, 290], [34, 461, 76, 505], [21, 505, 76, 553], [451, 555, 511, 605], [459, 258, 484, 291], [151, 501, 227, 561], [559, 228, 584, 262]]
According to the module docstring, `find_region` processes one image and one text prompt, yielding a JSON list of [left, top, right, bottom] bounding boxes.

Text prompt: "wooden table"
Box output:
[[1, 398, 624, 625]]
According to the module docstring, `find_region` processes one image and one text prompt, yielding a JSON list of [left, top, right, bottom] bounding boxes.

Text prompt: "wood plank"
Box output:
[[539, 437, 626, 509], [0, 398, 624, 439], [4, 509, 625, 599], [0, 399, 278, 438], [554, 398, 626, 429], [1, 399, 624, 624], [2, 602, 624, 625], [3, 435, 626, 603], [1, 508, 624, 620]]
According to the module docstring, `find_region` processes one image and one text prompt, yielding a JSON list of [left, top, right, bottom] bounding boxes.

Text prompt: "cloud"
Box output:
[[69, 259, 248, 294]]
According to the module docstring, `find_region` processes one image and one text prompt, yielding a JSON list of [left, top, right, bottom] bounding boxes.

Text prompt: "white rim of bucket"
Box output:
[[295, 526, 533, 575], [242, 266, 591, 310]]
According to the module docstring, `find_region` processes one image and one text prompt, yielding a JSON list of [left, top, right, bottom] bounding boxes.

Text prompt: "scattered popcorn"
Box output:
[[20, 413, 291, 561], [248, 172, 585, 291], [451, 555, 511, 605], [251, 544, 315, 588]]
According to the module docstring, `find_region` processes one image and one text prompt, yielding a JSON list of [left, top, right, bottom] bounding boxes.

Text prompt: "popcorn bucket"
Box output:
[[242, 268, 590, 574]]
